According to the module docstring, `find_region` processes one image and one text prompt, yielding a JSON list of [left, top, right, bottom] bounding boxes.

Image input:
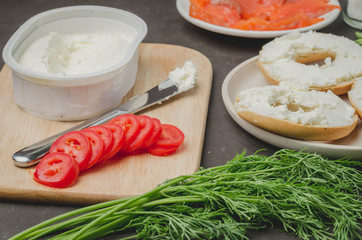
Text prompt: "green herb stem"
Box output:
[[9, 149, 362, 240]]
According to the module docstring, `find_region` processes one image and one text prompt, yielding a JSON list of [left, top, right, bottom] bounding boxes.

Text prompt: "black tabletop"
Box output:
[[0, 0, 357, 239]]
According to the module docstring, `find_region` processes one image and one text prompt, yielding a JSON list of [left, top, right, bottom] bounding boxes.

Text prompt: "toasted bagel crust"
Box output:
[[236, 110, 358, 141]]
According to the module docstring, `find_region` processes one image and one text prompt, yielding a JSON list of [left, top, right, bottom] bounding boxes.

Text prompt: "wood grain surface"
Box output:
[[0, 43, 213, 205]]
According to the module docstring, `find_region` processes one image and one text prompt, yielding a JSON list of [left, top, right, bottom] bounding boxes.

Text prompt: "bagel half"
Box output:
[[237, 110, 358, 141], [257, 61, 356, 96], [234, 85, 358, 141], [257, 31, 362, 95]]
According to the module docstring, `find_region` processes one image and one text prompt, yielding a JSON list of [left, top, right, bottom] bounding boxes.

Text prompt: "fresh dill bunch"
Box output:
[[9, 149, 362, 240], [356, 32, 362, 46]]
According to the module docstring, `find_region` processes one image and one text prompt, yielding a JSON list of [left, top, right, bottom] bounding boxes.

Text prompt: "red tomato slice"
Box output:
[[124, 115, 154, 152], [102, 124, 125, 160], [152, 124, 185, 148], [49, 131, 91, 171], [146, 145, 179, 156], [107, 114, 140, 151], [81, 129, 105, 169], [34, 152, 79, 188], [141, 117, 162, 149], [86, 126, 113, 162]]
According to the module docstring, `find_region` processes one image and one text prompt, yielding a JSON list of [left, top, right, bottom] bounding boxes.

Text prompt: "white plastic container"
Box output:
[[2, 5, 147, 121]]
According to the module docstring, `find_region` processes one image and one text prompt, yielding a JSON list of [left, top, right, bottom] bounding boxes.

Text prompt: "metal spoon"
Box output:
[[12, 76, 196, 167]]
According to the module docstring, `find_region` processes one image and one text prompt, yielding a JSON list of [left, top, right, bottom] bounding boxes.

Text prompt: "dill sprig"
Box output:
[[356, 32, 362, 46], [9, 149, 362, 240]]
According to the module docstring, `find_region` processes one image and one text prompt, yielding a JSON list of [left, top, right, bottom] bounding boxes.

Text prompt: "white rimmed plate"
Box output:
[[221, 56, 362, 160], [176, 0, 341, 38]]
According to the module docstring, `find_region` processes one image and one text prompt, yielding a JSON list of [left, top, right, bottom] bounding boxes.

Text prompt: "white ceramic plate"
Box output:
[[176, 0, 341, 38], [221, 56, 362, 160]]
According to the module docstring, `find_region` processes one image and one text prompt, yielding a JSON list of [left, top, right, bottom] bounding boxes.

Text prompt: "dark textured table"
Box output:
[[0, 0, 356, 239]]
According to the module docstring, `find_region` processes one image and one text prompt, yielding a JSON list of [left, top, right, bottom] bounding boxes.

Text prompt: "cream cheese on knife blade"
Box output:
[[159, 61, 197, 91]]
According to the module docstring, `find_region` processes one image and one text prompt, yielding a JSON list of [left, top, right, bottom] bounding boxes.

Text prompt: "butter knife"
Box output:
[[12, 76, 196, 167]]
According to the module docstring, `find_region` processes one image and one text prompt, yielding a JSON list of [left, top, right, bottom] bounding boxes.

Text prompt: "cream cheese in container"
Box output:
[[2, 5, 147, 121]]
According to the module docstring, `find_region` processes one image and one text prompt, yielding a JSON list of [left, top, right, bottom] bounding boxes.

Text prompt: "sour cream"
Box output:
[[18, 32, 130, 75]]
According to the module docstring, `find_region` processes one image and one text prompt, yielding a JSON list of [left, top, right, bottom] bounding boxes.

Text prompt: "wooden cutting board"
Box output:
[[0, 43, 212, 205]]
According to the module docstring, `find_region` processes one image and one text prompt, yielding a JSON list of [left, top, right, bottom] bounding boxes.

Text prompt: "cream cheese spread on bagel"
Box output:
[[257, 31, 362, 95], [234, 84, 358, 140], [348, 77, 362, 118]]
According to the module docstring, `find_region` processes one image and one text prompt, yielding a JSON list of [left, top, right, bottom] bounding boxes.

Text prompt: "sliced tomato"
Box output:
[[81, 129, 104, 169], [124, 115, 154, 152], [108, 114, 140, 151], [49, 131, 91, 171], [141, 118, 163, 149], [102, 124, 125, 160], [152, 124, 185, 148], [34, 152, 79, 188], [86, 125, 113, 162], [146, 145, 179, 156]]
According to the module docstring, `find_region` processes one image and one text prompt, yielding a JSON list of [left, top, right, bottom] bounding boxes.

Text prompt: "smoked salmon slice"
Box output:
[[189, 0, 340, 31]]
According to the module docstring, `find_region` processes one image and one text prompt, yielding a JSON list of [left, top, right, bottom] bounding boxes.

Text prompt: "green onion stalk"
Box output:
[[9, 149, 362, 240]]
